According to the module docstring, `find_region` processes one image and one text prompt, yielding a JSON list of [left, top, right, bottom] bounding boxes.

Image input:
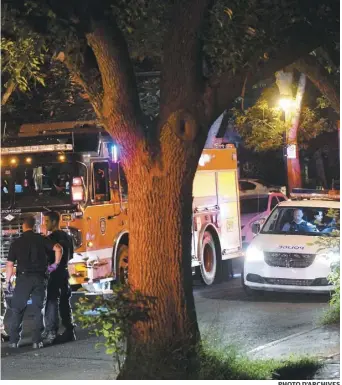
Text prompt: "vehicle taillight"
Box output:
[[71, 177, 84, 202]]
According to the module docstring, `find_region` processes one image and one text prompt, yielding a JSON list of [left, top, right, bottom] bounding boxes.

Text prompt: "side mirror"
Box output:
[[252, 223, 261, 235]]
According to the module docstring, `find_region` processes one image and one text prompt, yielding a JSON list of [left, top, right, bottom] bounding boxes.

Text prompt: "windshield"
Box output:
[[1, 161, 86, 208], [261, 206, 340, 236], [240, 197, 268, 214]]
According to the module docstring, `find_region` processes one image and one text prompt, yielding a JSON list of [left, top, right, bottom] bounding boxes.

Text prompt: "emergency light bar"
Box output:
[[291, 188, 340, 201], [1, 144, 73, 155]]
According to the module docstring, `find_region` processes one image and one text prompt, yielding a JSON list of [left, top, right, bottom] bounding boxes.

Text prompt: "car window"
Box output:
[[270, 197, 279, 210], [262, 207, 340, 235], [239, 181, 256, 191], [93, 162, 110, 202], [240, 197, 269, 214]]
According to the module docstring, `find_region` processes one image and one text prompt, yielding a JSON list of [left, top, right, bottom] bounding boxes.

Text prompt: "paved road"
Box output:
[[1, 276, 330, 380]]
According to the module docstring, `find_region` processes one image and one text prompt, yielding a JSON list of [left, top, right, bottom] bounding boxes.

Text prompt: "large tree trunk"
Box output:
[[286, 73, 306, 191], [82, 6, 210, 378], [275, 70, 305, 192], [113, 112, 205, 379]]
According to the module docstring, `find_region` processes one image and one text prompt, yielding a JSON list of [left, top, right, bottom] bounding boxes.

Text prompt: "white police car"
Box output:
[[243, 189, 340, 294]]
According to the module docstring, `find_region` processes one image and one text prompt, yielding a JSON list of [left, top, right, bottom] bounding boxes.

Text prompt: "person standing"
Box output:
[[44, 211, 76, 344], [6, 216, 62, 349]]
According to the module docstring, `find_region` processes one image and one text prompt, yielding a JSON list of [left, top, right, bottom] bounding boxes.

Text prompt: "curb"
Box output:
[[247, 326, 321, 354]]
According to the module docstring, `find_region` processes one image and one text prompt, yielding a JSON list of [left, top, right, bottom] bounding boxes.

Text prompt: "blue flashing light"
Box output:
[[111, 145, 118, 163]]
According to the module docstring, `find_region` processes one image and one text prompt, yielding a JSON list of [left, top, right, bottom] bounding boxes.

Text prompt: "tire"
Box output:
[[200, 231, 221, 285], [116, 244, 129, 285], [221, 259, 234, 281]]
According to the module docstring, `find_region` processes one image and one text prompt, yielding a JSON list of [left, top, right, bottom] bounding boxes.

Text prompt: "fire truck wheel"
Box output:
[[200, 231, 221, 285], [116, 244, 129, 285]]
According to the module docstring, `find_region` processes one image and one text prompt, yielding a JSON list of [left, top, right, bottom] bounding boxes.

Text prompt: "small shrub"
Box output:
[[312, 209, 340, 325], [74, 285, 150, 370], [323, 262, 340, 324]]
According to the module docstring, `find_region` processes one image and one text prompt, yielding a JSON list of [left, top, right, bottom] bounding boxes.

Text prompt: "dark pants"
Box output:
[[9, 274, 47, 344], [2, 294, 12, 334], [45, 270, 73, 333]]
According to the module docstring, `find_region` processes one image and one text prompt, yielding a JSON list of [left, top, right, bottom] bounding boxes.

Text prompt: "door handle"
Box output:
[[107, 215, 115, 220]]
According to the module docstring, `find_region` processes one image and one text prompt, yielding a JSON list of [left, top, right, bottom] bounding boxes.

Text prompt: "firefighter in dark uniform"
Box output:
[[5, 216, 62, 349], [43, 211, 76, 344]]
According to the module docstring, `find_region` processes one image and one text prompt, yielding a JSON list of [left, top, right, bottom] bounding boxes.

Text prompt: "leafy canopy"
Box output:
[[233, 84, 334, 151], [1, 0, 338, 126]]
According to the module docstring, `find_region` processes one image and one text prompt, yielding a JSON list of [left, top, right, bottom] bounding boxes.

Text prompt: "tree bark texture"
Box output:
[[61, 1, 334, 378], [294, 54, 340, 114], [116, 116, 204, 379], [286, 73, 306, 192], [275, 70, 305, 192]]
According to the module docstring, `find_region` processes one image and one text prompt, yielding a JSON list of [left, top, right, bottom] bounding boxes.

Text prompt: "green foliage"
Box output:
[[315, 209, 340, 325], [1, 36, 46, 92], [111, 0, 166, 60], [115, 337, 321, 379], [202, 0, 326, 76], [323, 263, 340, 324], [232, 85, 332, 152], [75, 285, 151, 370], [195, 343, 321, 380], [1, 4, 47, 99], [232, 94, 286, 151], [1, 0, 339, 124]]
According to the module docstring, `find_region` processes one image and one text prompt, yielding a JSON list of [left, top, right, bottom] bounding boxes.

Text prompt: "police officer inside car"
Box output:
[[6, 216, 62, 349], [43, 211, 76, 344], [281, 209, 316, 233]]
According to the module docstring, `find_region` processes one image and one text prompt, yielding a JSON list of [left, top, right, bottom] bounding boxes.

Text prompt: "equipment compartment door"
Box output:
[[216, 170, 241, 253]]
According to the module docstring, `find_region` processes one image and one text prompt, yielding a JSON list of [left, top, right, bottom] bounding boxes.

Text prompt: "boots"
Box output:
[[44, 331, 57, 345], [55, 329, 76, 343]]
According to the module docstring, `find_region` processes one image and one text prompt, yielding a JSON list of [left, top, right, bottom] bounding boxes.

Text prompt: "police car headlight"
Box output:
[[61, 227, 82, 249], [246, 245, 264, 261]]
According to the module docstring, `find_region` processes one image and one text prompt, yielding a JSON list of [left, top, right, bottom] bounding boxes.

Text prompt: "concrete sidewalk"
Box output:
[[247, 325, 340, 380]]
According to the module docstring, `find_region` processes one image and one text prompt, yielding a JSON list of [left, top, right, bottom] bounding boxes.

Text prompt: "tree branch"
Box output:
[[86, 21, 143, 134], [208, 23, 326, 123], [159, 0, 213, 121], [294, 54, 340, 114], [55, 51, 103, 118], [1, 80, 16, 106]]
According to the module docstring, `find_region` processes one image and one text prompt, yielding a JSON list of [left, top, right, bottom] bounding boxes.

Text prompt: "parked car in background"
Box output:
[[239, 178, 286, 196], [240, 192, 287, 248]]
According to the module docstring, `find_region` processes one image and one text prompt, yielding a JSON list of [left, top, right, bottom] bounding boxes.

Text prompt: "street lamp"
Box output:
[[278, 97, 293, 113]]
